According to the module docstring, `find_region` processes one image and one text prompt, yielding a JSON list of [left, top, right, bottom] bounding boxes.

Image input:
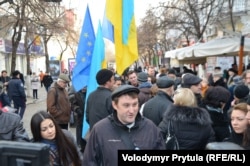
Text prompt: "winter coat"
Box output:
[[213, 77, 228, 89], [0, 110, 30, 141], [31, 75, 40, 90], [205, 105, 231, 142], [43, 75, 54, 87], [7, 77, 26, 100], [142, 91, 174, 126], [86, 86, 114, 130], [82, 112, 165, 166], [47, 82, 71, 124], [0, 89, 10, 107], [158, 105, 215, 150], [138, 82, 152, 107]]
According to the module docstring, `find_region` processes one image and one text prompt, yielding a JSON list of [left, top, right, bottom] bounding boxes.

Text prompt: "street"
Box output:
[[22, 86, 76, 139]]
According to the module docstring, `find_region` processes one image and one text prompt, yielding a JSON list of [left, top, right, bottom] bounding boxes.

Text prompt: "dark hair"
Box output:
[[1, 70, 7, 74], [127, 70, 136, 77], [243, 124, 250, 148], [203, 86, 230, 108], [30, 111, 81, 166], [112, 91, 138, 104], [148, 75, 156, 84], [214, 66, 221, 70]]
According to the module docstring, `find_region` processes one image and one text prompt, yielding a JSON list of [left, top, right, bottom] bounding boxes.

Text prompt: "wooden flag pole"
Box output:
[[238, 36, 245, 75]]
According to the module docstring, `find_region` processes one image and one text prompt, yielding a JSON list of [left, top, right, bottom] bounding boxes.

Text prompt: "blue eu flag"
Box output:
[[72, 6, 95, 92], [82, 22, 105, 138]]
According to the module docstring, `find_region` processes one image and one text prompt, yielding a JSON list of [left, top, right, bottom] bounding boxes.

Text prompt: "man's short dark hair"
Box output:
[[214, 66, 221, 70], [1, 70, 7, 74]]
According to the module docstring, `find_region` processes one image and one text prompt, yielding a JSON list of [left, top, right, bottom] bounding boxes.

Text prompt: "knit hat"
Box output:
[[182, 73, 202, 88], [112, 85, 139, 100], [96, 69, 114, 85], [234, 84, 249, 99], [137, 72, 148, 82], [156, 76, 174, 88], [58, 74, 70, 82]]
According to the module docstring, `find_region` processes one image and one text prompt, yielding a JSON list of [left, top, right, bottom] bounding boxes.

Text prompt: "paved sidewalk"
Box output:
[[25, 86, 48, 105], [23, 86, 76, 139]]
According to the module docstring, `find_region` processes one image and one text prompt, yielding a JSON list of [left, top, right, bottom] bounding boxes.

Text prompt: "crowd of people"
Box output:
[[1, 65, 250, 165]]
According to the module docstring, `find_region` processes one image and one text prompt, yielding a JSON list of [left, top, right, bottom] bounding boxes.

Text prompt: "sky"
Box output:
[[62, 0, 163, 29]]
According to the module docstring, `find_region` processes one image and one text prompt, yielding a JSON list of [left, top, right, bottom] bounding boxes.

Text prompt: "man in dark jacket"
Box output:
[[0, 70, 11, 91], [142, 76, 175, 126], [42, 72, 54, 92], [68, 86, 87, 152], [0, 109, 30, 141], [83, 85, 165, 166], [86, 69, 115, 130], [137, 72, 152, 107], [8, 70, 26, 119]]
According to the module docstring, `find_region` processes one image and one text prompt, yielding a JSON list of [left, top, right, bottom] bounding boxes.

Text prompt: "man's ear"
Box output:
[[112, 101, 117, 110]]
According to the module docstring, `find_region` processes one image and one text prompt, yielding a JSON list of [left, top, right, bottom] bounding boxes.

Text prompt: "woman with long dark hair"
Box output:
[[30, 111, 82, 166]]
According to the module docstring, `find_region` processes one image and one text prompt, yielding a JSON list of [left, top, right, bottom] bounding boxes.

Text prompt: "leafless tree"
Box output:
[[154, 0, 225, 45], [137, 9, 159, 66]]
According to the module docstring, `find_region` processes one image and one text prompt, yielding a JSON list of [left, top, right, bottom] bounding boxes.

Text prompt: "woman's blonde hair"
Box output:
[[173, 88, 197, 107]]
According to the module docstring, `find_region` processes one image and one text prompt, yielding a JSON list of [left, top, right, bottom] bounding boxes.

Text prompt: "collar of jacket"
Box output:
[[97, 86, 112, 92], [206, 105, 223, 114], [156, 90, 174, 103], [54, 82, 64, 90], [108, 111, 143, 131]]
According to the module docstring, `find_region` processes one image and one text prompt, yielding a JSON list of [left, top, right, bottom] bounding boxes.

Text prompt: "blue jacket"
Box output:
[[7, 77, 26, 99]]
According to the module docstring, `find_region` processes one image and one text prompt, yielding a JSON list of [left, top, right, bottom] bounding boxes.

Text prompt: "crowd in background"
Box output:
[[1, 63, 250, 165]]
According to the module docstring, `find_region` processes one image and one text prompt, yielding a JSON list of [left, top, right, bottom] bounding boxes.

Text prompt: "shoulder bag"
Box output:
[[165, 120, 179, 150]]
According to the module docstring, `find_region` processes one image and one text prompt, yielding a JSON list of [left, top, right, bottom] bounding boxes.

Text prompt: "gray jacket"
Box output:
[[0, 110, 30, 141]]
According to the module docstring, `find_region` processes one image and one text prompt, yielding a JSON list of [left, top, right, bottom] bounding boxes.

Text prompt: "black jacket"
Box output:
[[86, 86, 114, 130], [42, 75, 54, 87], [7, 77, 26, 100], [205, 105, 231, 142], [158, 105, 215, 150], [142, 91, 174, 126], [83, 112, 165, 166]]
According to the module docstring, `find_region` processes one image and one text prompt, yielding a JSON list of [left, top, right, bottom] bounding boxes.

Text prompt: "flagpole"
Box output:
[[238, 35, 245, 75]]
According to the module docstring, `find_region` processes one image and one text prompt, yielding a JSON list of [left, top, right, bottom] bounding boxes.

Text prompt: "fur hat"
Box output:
[[234, 84, 249, 99], [96, 69, 113, 85], [137, 72, 148, 82]]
